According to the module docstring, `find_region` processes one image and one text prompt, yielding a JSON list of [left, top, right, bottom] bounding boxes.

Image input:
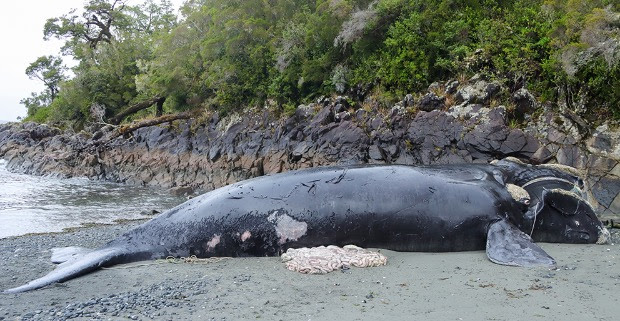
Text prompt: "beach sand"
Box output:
[[1, 222, 618, 321]]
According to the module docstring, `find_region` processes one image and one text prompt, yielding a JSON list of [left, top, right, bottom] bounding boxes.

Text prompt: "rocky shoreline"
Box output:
[[1, 79, 619, 219]]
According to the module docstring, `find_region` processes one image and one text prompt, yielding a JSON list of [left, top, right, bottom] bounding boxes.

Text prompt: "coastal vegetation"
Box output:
[[22, 0, 620, 128]]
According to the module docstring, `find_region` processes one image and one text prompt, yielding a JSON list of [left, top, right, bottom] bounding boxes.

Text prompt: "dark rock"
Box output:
[[512, 88, 537, 117], [92, 130, 104, 141], [417, 93, 445, 112], [355, 109, 367, 121], [390, 106, 404, 118], [499, 130, 539, 157], [403, 94, 415, 107], [210, 112, 220, 126], [485, 82, 501, 99], [208, 146, 221, 162], [310, 106, 334, 126], [591, 176, 620, 211], [368, 145, 384, 161], [29, 124, 61, 140], [587, 132, 612, 152], [386, 145, 399, 158], [445, 80, 459, 95], [334, 96, 350, 109], [369, 117, 384, 131], [334, 104, 346, 114], [556, 145, 586, 169], [294, 104, 313, 120], [292, 142, 311, 161], [531, 147, 553, 164], [487, 107, 507, 125], [428, 82, 441, 92], [547, 128, 567, 144], [170, 186, 195, 197], [336, 111, 351, 122]]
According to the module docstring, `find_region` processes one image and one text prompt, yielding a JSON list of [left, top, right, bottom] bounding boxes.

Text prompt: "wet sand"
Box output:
[[0, 222, 618, 321]]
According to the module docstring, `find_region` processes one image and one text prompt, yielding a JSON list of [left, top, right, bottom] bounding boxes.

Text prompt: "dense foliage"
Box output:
[[24, 0, 620, 127]]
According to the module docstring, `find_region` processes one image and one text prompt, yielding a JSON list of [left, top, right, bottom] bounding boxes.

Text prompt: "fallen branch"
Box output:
[[109, 96, 165, 124], [109, 111, 192, 139]]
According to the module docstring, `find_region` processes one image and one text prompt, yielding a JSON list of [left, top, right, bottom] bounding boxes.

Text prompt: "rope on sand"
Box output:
[[101, 255, 229, 270]]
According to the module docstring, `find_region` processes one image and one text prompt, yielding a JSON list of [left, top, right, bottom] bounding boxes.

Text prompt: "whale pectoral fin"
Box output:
[[486, 220, 556, 267], [51, 247, 92, 264]]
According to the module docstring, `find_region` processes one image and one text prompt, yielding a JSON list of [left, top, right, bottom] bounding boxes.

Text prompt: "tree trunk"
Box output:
[[155, 98, 164, 117], [109, 96, 164, 124], [111, 111, 192, 139]]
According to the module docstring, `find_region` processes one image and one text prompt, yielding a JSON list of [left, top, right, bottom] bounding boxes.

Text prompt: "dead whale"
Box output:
[[3, 160, 609, 293]]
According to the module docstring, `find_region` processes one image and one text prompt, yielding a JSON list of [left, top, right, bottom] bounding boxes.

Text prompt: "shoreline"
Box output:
[[1, 222, 618, 320], [0, 218, 150, 241]]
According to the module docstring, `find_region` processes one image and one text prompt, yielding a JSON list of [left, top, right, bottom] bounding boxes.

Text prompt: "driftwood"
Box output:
[[109, 111, 192, 139], [109, 96, 165, 124]]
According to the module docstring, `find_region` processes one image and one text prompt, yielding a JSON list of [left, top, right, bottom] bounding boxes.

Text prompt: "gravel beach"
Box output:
[[1, 221, 618, 321]]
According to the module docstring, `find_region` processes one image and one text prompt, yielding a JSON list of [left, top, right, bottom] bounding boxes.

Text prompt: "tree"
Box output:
[[37, 0, 178, 127], [25, 55, 66, 101], [21, 55, 66, 118], [44, 0, 128, 53], [125, 0, 177, 36]]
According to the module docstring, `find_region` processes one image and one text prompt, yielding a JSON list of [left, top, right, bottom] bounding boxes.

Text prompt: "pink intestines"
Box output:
[[206, 234, 221, 249], [241, 230, 252, 242]]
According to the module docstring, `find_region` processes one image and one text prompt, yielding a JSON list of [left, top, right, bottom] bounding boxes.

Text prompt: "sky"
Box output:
[[0, 0, 185, 122]]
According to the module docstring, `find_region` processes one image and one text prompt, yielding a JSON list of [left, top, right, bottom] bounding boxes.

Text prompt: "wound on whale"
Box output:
[[3, 158, 610, 293]]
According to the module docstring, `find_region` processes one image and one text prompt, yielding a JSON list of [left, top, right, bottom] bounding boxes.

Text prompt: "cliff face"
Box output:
[[1, 86, 619, 220]]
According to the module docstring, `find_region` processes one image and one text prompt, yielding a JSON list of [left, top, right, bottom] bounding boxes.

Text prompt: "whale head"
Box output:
[[493, 158, 609, 244]]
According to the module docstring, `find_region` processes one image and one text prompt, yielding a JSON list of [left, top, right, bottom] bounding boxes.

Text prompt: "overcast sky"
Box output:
[[0, 0, 184, 122]]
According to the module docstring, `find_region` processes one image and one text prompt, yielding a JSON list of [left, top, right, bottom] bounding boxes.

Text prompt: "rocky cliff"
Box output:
[[1, 79, 619, 220]]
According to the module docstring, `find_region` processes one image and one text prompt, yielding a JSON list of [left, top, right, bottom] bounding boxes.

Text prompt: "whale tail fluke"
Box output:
[[3, 246, 124, 294]]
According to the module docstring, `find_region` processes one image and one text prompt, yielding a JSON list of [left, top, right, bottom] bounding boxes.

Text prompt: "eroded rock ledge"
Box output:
[[1, 93, 619, 220]]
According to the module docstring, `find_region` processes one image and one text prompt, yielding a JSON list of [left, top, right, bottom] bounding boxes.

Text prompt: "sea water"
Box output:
[[0, 159, 185, 238]]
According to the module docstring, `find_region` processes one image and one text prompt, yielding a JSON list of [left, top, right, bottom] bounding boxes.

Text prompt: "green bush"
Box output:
[[24, 106, 52, 123], [573, 58, 620, 119]]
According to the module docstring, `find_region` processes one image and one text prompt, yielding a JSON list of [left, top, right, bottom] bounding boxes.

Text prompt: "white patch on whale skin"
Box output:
[[207, 234, 221, 249], [267, 211, 278, 223], [241, 230, 252, 242], [268, 213, 308, 244]]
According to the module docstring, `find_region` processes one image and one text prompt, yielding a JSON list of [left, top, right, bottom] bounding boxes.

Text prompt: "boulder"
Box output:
[[455, 80, 501, 104], [417, 93, 445, 112], [512, 88, 537, 117], [445, 80, 459, 95]]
